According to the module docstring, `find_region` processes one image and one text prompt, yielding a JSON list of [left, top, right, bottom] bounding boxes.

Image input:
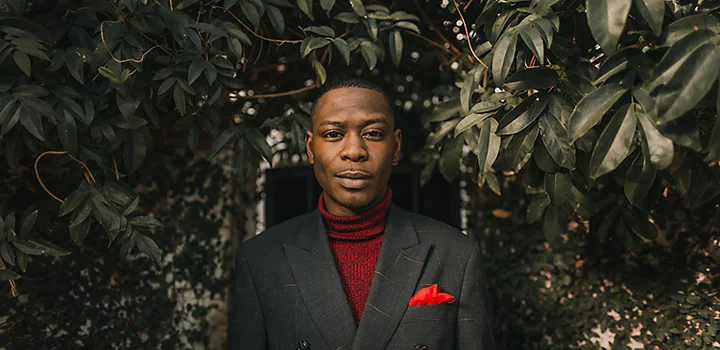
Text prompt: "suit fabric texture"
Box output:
[[229, 204, 495, 350]]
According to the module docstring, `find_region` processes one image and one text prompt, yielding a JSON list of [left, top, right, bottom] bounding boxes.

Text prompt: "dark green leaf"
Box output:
[[211, 127, 240, 158], [13, 240, 49, 255], [586, 0, 632, 54], [594, 48, 642, 85], [454, 112, 493, 137], [228, 37, 243, 60], [636, 109, 673, 169], [589, 104, 637, 178], [505, 67, 559, 90], [567, 83, 628, 141], [129, 216, 163, 229], [497, 92, 549, 135], [158, 77, 176, 95], [58, 110, 78, 153], [301, 37, 330, 57], [622, 208, 658, 240], [312, 60, 326, 84], [335, 12, 360, 24], [539, 113, 576, 169], [476, 118, 501, 183], [350, 0, 366, 16], [332, 38, 351, 65], [359, 41, 378, 69], [13, 51, 31, 75], [135, 234, 162, 264], [1, 242, 15, 266], [633, 0, 665, 36], [188, 59, 204, 84], [26, 239, 70, 256], [548, 94, 574, 125], [320, 0, 335, 13], [658, 14, 720, 47], [59, 190, 85, 217], [0, 267, 21, 281], [173, 84, 186, 115], [492, 32, 518, 86], [19, 106, 44, 141], [64, 49, 84, 84], [296, 0, 314, 20], [266, 5, 285, 34], [505, 123, 540, 172], [625, 152, 656, 206], [645, 30, 718, 92], [246, 128, 273, 163], [545, 172, 572, 204], [527, 193, 550, 223], [389, 30, 403, 67], [486, 171, 501, 196], [655, 44, 720, 124], [438, 136, 463, 182], [394, 21, 420, 34], [19, 210, 37, 237], [460, 69, 476, 115], [240, 0, 261, 28], [520, 25, 544, 63], [304, 26, 335, 37], [543, 204, 566, 245]]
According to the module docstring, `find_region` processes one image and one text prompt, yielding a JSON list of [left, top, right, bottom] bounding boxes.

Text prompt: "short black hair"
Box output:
[[310, 77, 394, 120]]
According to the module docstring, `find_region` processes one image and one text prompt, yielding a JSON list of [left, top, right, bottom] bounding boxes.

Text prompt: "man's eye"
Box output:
[[365, 131, 383, 138], [324, 131, 342, 138]]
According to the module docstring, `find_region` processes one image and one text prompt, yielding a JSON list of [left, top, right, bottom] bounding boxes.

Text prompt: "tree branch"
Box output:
[[241, 81, 320, 99], [35, 151, 96, 203], [453, 0, 488, 68], [212, 6, 303, 45]]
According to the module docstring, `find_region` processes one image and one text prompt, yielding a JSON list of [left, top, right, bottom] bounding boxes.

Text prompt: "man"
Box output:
[[228, 78, 495, 350]]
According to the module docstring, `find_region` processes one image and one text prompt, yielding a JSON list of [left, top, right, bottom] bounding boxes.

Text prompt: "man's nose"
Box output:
[[340, 133, 368, 161]]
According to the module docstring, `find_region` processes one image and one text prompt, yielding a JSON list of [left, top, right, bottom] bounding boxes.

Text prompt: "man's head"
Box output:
[[306, 78, 402, 216]]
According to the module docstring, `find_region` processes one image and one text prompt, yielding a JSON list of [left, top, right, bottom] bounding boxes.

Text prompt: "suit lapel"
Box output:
[[283, 210, 357, 350], [352, 205, 431, 350]]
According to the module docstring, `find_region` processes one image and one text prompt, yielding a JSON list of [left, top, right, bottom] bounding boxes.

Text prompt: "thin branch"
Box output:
[[400, 29, 455, 55], [463, 0, 474, 11], [453, 0, 488, 68], [63, 7, 111, 20], [242, 81, 320, 99], [212, 6, 302, 44], [112, 153, 120, 180], [412, 0, 461, 55], [0, 259, 17, 297], [108, 0, 173, 55], [35, 151, 96, 203], [100, 21, 161, 63]]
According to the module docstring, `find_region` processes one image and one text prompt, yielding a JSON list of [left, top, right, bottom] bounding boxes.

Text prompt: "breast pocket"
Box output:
[[400, 304, 457, 323]]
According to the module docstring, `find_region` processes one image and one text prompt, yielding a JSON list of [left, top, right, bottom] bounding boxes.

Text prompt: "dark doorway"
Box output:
[[264, 164, 460, 228]]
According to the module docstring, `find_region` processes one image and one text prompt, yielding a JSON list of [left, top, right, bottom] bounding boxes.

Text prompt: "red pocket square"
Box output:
[[408, 284, 456, 306]]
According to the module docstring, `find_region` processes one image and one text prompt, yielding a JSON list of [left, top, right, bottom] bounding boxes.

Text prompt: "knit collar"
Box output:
[[318, 188, 393, 240]]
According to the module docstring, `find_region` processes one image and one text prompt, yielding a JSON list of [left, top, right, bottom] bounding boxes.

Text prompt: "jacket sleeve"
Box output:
[[228, 246, 267, 349], [457, 241, 496, 349]]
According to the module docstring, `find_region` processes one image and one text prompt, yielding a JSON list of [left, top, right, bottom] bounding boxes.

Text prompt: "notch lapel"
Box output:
[[283, 210, 357, 350], [352, 205, 431, 350]]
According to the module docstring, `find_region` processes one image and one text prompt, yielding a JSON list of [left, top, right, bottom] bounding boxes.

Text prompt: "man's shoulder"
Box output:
[[240, 211, 314, 254], [400, 209, 476, 248]]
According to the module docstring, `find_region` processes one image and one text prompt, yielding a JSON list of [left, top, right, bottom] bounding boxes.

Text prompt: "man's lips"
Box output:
[[335, 170, 372, 189]]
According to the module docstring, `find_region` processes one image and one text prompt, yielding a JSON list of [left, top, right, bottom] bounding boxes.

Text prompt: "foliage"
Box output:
[[0, 0, 720, 347], [468, 174, 720, 349], [1, 152, 233, 349]]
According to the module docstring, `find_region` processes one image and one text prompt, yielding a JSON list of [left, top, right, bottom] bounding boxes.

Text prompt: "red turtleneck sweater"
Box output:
[[318, 189, 392, 325]]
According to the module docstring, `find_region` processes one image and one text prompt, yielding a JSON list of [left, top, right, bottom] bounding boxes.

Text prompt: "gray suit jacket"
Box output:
[[228, 204, 495, 350]]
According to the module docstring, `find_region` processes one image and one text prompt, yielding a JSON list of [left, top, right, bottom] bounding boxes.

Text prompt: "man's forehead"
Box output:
[[312, 87, 394, 126]]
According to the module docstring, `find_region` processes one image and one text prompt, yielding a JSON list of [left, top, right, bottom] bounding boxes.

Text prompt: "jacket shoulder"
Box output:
[[240, 211, 314, 254]]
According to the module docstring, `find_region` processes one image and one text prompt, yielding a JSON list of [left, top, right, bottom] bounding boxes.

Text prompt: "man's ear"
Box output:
[[305, 130, 314, 164], [392, 129, 402, 164]]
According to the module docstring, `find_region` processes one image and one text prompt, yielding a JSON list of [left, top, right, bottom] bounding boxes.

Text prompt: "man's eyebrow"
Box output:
[[317, 118, 390, 128]]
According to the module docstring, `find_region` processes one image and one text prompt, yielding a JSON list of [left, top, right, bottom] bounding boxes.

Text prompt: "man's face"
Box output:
[[306, 87, 402, 216]]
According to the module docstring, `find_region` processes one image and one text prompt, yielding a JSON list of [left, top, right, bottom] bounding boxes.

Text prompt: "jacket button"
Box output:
[[414, 344, 427, 350], [297, 340, 310, 350]]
